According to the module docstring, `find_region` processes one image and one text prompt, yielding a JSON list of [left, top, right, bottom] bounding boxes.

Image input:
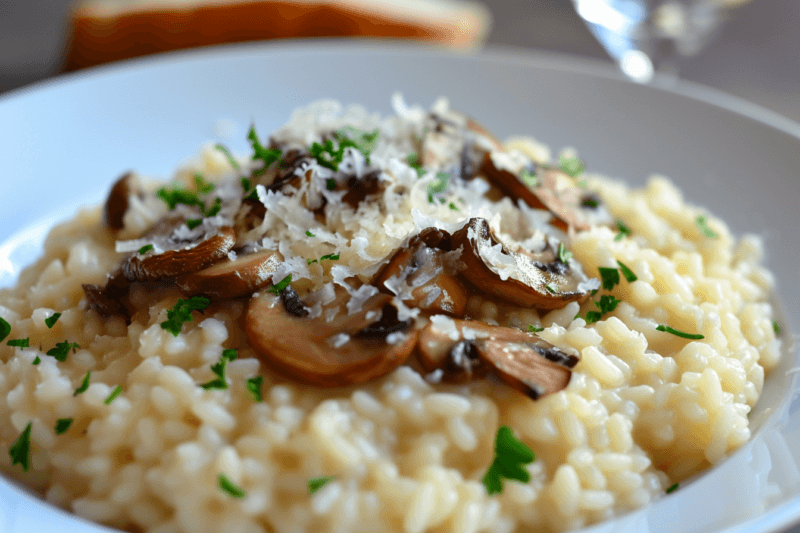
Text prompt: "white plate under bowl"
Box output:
[[0, 41, 799, 533]]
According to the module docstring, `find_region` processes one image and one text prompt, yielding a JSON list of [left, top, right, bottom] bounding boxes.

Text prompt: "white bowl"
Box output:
[[0, 41, 798, 533]]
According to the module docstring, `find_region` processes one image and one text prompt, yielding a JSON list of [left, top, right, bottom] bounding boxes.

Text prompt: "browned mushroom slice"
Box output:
[[176, 249, 283, 298], [82, 269, 131, 318], [451, 218, 597, 309], [122, 226, 236, 282], [104, 172, 141, 230], [418, 318, 577, 398], [374, 228, 467, 317], [246, 285, 419, 387]]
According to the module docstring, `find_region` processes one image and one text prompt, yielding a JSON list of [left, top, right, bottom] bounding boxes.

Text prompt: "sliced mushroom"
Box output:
[[176, 249, 283, 298], [122, 224, 236, 282], [452, 218, 597, 309], [246, 285, 419, 387], [418, 318, 577, 398], [342, 170, 383, 207], [374, 228, 467, 317], [82, 269, 131, 318], [104, 172, 140, 230], [421, 110, 504, 174]]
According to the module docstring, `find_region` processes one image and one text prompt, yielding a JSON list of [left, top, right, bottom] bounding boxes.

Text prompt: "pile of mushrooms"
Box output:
[[87, 112, 607, 401]]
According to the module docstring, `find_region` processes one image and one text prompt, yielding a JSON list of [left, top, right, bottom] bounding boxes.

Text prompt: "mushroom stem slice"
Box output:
[[452, 218, 596, 309], [104, 172, 140, 230], [82, 269, 131, 318], [246, 286, 418, 387], [176, 249, 283, 299]]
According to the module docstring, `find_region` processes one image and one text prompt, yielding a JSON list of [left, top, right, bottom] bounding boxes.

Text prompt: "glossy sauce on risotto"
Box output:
[[0, 96, 782, 533]]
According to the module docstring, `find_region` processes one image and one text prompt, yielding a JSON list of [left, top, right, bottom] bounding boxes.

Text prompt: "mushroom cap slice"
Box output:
[[452, 218, 597, 309], [418, 318, 577, 398], [374, 228, 467, 317], [82, 269, 131, 318], [246, 286, 418, 387], [122, 226, 236, 281], [176, 249, 283, 299], [104, 172, 139, 230]]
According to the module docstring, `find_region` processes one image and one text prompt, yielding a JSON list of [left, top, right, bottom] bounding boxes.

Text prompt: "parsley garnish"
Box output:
[[584, 295, 621, 324], [598, 267, 621, 290], [527, 325, 544, 333], [448, 202, 459, 211], [521, 169, 538, 187], [9, 422, 32, 472], [326, 178, 337, 191], [245, 376, 263, 402], [773, 320, 781, 336], [32, 356, 40, 365], [46, 340, 80, 362], [656, 325, 704, 340], [215, 143, 241, 171], [0, 317, 10, 343], [320, 253, 340, 261], [194, 173, 216, 194], [334, 127, 379, 164], [406, 153, 426, 177], [186, 219, 203, 230], [581, 198, 599, 208], [203, 197, 222, 218], [545, 284, 556, 294], [55, 418, 73, 435], [138, 244, 154, 255], [696, 215, 718, 239], [248, 125, 282, 175], [200, 349, 238, 390], [8, 338, 29, 348], [557, 243, 572, 263], [45, 313, 61, 329], [104, 385, 123, 405], [308, 476, 335, 495], [240, 177, 259, 200], [160, 297, 211, 337], [218, 473, 247, 499], [427, 172, 450, 203], [267, 274, 292, 295], [306, 230, 315, 237], [614, 219, 631, 241], [666, 483, 679, 493], [157, 186, 201, 210], [74, 371, 91, 396], [616, 260, 637, 282], [310, 139, 345, 171], [482, 426, 536, 495], [559, 155, 585, 178]]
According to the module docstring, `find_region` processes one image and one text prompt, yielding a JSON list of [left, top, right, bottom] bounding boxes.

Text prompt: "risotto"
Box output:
[[0, 95, 783, 533]]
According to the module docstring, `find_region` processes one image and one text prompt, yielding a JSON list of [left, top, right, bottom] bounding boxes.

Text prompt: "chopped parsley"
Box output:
[[200, 349, 238, 390], [203, 197, 223, 218], [157, 186, 201, 210], [308, 476, 335, 495], [521, 169, 538, 187], [406, 153, 425, 177], [46, 340, 81, 362], [160, 297, 211, 337], [44, 313, 61, 329], [240, 177, 258, 200], [773, 320, 782, 336], [218, 473, 247, 499], [305, 230, 316, 237], [557, 242, 572, 263], [9, 422, 32, 472], [245, 376, 263, 402], [7, 338, 29, 348], [656, 325, 704, 340], [584, 295, 621, 324], [666, 482, 679, 493], [334, 127, 379, 164], [559, 154, 585, 178], [696, 215, 718, 239], [427, 172, 450, 203], [616, 260, 637, 283], [326, 178, 337, 191], [581, 197, 599, 208], [527, 325, 544, 333], [448, 202, 459, 211], [310, 139, 345, 172], [267, 274, 293, 295], [55, 418, 73, 435], [544, 284, 556, 294], [194, 173, 216, 194], [320, 253, 340, 261], [248, 125, 283, 175], [598, 267, 621, 291], [186, 219, 203, 230], [104, 385, 123, 405], [0, 317, 9, 343], [614, 219, 631, 241], [482, 425, 536, 495], [138, 244, 154, 255], [74, 371, 91, 396], [32, 356, 40, 365], [215, 143, 241, 171]]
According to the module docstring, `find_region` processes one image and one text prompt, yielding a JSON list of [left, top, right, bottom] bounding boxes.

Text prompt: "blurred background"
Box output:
[[0, 0, 798, 124]]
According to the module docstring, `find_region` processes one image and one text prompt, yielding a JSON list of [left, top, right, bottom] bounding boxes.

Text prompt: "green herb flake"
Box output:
[[160, 296, 211, 337], [320, 253, 340, 261], [406, 153, 426, 177], [9, 422, 33, 472], [527, 325, 544, 333], [138, 244, 154, 255], [448, 202, 459, 211], [104, 385, 123, 405], [218, 473, 247, 499], [559, 154, 585, 178], [482, 425, 536, 495], [581, 198, 599, 208], [200, 351, 235, 390], [55, 418, 73, 435], [326, 178, 337, 191], [427, 172, 450, 203], [521, 169, 538, 188], [267, 274, 293, 295], [666, 482, 679, 493], [222, 349, 238, 361], [0, 317, 10, 343], [32, 356, 40, 366], [308, 476, 335, 495], [616, 260, 638, 283], [310, 139, 344, 171], [240, 177, 253, 194], [544, 284, 556, 294], [614, 219, 631, 241], [46, 340, 81, 363], [696, 215, 718, 239], [598, 267, 621, 290], [773, 320, 782, 336], [157, 186, 201, 210], [74, 371, 91, 396], [248, 125, 283, 175], [7, 338, 30, 348], [334, 127, 380, 164], [246, 376, 263, 402], [215, 144, 241, 171], [557, 242, 573, 263], [44, 313, 61, 329], [194, 173, 216, 194], [656, 325, 704, 340], [306, 230, 316, 237], [202, 197, 223, 218], [585, 295, 621, 324], [186, 219, 203, 230]]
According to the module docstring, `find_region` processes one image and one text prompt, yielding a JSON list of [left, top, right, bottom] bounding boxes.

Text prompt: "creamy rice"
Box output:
[[0, 96, 782, 533]]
